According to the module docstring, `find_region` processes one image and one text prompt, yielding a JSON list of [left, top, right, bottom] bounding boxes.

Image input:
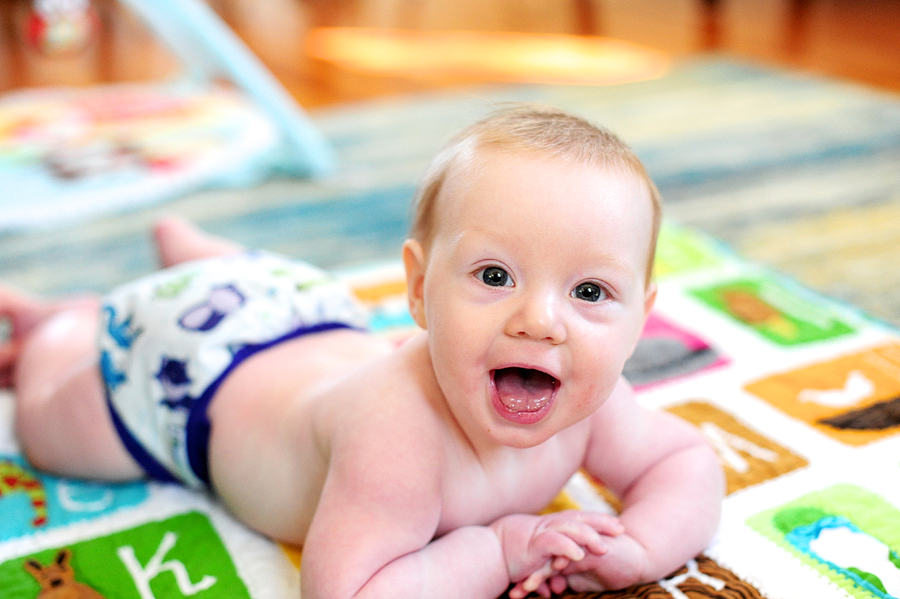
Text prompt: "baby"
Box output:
[[2, 105, 723, 598]]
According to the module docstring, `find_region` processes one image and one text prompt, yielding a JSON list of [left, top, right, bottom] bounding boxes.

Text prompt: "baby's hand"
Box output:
[[555, 530, 653, 593], [491, 510, 623, 599]]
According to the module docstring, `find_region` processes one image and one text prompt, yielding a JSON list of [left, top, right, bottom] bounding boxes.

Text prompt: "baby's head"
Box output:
[[404, 105, 661, 445], [409, 104, 661, 287]]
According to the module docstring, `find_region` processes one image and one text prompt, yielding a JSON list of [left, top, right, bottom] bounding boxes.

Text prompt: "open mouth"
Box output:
[[491, 367, 559, 422]]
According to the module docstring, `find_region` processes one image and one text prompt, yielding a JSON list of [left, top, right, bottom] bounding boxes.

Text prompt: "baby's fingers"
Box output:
[[515, 561, 555, 598], [549, 574, 569, 595], [533, 528, 586, 564], [509, 580, 553, 599], [577, 511, 624, 536], [514, 570, 574, 599], [545, 516, 613, 557]]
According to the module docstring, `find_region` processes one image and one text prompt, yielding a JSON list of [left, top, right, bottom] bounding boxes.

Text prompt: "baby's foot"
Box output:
[[154, 216, 243, 268], [0, 285, 95, 387]]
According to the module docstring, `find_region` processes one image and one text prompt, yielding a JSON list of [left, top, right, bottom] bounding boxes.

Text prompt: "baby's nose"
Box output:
[[505, 291, 566, 344]]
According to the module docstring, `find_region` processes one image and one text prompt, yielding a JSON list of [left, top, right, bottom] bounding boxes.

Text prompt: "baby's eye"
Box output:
[[479, 266, 512, 287], [572, 282, 607, 302]]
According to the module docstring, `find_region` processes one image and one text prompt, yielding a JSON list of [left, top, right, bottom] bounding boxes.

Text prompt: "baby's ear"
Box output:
[[627, 282, 658, 359], [644, 282, 657, 318], [402, 239, 427, 329]]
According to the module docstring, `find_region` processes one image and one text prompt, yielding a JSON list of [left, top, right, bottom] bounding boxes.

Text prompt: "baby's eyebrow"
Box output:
[[447, 231, 467, 250], [451, 228, 509, 255], [586, 246, 631, 271], [585, 252, 639, 288]]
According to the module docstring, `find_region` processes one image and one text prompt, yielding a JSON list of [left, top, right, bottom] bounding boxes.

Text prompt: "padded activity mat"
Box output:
[[1, 222, 899, 599]]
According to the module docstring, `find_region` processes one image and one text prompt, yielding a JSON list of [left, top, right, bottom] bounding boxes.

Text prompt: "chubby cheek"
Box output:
[[569, 332, 629, 407], [567, 370, 614, 421], [426, 284, 495, 358], [427, 312, 488, 394]]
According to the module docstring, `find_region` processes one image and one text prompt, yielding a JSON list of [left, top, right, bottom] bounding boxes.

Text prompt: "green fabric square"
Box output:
[[654, 223, 728, 278], [747, 484, 900, 599], [690, 275, 855, 345], [0, 511, 251, 599]]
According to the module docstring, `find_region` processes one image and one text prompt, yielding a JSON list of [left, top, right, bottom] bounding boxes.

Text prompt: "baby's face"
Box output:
[[407, 149, 656, 448]]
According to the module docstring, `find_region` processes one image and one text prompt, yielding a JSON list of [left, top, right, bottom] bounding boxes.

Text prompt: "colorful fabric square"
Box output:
[[744, 342, 900, 445], [99, 251, 369, 488], [747, 484, 900, 599], [653, 224, 728, 279], [689, 274, 856, 345], [351, 278, 417, 335], [665, 402, 807, 494], [624, 314, 727, 388], [279, 542, 303, 570], [0, 455, 147, 542], [0, 511, 251, 599], [539, 489, 582, 515]]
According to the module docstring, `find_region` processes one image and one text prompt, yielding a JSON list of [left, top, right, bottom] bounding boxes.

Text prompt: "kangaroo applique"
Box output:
[[23, 549, 106, 599]]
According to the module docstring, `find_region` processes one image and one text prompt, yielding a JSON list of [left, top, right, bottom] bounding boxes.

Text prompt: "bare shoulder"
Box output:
[[316, 333, 452, 490], [303, 335, 452, 569]]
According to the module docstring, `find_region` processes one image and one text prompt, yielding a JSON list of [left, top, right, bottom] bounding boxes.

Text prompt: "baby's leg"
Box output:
[[6, 287, 142, 481], [154, 216, 244, 268]]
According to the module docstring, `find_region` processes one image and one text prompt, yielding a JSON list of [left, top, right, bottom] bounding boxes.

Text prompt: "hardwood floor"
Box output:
[[1, 0, 898, 107]]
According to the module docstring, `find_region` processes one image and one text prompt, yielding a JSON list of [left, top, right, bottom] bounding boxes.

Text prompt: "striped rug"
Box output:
[[2, 57, 899, 325]]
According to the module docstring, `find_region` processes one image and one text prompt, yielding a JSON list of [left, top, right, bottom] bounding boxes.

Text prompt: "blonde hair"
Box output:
[[410, 104, 662, 286]]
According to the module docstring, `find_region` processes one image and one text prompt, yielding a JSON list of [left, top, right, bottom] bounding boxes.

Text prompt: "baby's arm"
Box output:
[[306, 487, 621, 599], [567, 378, 724, 590], [301, 416, 597, 599], [304, 502, 505, 598], [301, 430, 491, 598]]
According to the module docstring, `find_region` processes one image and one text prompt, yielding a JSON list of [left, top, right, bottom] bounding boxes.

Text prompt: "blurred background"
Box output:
[[1, 0, 899, 325], [2, 4, 900, 593], [2, 0, 899, 103]]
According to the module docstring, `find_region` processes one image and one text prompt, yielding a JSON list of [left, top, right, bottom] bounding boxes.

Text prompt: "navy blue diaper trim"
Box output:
[[184, 321, 355, 488], [105, 390, 181, 484]]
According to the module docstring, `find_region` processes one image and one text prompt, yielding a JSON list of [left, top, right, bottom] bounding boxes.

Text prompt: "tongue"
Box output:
[[495, 368, 557, 413]]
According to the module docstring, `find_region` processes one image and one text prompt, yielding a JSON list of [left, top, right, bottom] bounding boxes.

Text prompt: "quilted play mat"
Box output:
[[2, 57, 900, 598], [1, 220, 900, 598]]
